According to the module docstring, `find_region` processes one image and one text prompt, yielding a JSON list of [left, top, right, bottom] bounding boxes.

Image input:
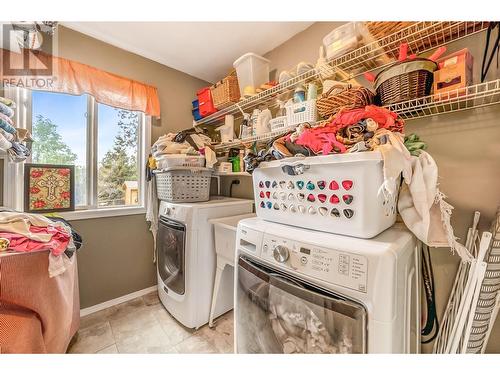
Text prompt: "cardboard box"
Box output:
[[433, 49, 473, 100]]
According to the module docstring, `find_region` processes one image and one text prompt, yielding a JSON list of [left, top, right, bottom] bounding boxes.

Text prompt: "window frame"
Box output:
[[3, 87, 151, 220]]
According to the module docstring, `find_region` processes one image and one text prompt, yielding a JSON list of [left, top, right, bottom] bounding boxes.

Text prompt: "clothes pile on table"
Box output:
[[0, 210, 83, 277], [0, 97, 33, 162]]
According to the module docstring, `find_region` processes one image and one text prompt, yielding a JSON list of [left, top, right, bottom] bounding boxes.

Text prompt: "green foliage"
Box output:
[[32, 115, 78, 165], [97, 109, 139, 206]]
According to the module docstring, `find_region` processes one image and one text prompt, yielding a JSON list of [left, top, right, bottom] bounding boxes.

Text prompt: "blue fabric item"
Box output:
[[0, 118, 16, 134], [0, 101, 14, 118]]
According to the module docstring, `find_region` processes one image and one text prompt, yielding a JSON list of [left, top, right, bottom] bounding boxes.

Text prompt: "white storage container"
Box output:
[[286, 99, 317, 126], [269, 116, 288, 132], [233, 53, 270, 96], [154, 167, 212, 203], [252, 152, 398, 238], [323, 22, 367, 60], [155, 154, 205, 169]]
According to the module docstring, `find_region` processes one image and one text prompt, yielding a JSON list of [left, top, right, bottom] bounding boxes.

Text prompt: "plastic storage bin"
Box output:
[[269, 116, 288, 132], [192, 99, 202, 121], [233, 53, 270, 97], [155, 154, 205, 169], [323, 22, 369, 60], [286, 100, 317, 126], [197, 87, 217, 117], [154, 167, 212, 203], [252, 152, 398, 238]]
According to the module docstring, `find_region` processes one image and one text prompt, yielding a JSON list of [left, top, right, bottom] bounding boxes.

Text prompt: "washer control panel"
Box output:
[[260, 233, 368, 293]]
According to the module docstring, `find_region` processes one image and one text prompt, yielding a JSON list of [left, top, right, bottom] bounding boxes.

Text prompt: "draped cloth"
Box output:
[[1, 48, 160, 117], [0, 251, 80, 353]]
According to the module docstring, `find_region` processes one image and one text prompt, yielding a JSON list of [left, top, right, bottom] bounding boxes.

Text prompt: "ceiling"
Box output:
[[62, 22, 314, 83]]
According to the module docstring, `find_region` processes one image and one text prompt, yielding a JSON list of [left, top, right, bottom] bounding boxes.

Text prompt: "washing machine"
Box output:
[[157, 196, 253, 329], [235, 217, 420, 353]]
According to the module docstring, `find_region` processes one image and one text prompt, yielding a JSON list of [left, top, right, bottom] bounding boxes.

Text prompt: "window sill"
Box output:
[[60, 206, 147, 221]]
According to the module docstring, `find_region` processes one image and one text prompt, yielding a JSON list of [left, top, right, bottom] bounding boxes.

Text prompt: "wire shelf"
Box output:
[[385, 79, 500, 120], [196, 21, 488, 126], [214, 124, 300, 151], [214, 79, 500, 151]]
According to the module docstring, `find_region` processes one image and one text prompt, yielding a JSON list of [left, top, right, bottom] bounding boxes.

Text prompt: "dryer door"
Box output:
[[157, 216, 186, 295], [236, 256, 367, 354]]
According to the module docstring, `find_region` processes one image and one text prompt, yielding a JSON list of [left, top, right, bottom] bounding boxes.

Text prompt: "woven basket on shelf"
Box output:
[[210, 71, 241, 109], [374, 58, 437, 105], [316, 85, 374, 119], [366, 21, 487, 55], [365, 21, 416, 41]]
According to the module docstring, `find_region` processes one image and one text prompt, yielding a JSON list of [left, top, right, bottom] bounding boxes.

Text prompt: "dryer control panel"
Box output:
[[260, 233, 368, 293]]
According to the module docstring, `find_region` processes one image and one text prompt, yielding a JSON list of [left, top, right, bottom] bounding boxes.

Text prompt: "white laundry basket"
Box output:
[[252, 151, 398, 238], [155, 154, 206, 169], [154, 167, 212, 203]]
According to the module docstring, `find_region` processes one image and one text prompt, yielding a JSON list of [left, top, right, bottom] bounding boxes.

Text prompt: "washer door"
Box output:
[[236, 256, 367, 354], [157, 216, 186, 295]]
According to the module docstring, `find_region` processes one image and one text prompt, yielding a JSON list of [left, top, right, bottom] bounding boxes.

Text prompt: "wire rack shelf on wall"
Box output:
[[385, 79, 500, 120], [196, 21, 489, 127]]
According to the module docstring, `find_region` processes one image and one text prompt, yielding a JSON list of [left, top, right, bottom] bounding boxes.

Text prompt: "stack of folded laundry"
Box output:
[[151, 129, 217, 169], [0, 210, 83, 277], [0, 96, 33, 162]]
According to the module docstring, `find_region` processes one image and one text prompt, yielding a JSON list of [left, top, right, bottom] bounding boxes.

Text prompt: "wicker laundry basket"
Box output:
[[211, 71, 241, 109], [316, 85, 374, 119], [374, 58, 437, 105]]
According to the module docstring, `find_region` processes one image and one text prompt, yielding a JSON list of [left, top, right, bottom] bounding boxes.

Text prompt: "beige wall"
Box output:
[[56, 26, 209, 308], [230, 22, 500, 353], [58, 25, 209, 140]]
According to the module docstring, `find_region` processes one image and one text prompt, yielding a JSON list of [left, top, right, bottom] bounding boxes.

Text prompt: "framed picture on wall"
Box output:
[[23, 164, 75, 213]]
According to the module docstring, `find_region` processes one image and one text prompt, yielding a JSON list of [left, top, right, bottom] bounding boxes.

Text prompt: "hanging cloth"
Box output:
[[0, 48, 161, 117]]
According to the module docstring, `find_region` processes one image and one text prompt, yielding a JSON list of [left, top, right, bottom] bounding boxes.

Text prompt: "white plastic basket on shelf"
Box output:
[[155, 154, 205, 169], [286, 99, 317, 126], [269, 116, 288, 132], [154, 167, 212, 203], [252, 151, 398, 238]]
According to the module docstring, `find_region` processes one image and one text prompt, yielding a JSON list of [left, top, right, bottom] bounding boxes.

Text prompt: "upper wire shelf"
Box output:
[[213, 79, 500, 151], [196, 21, 489, 127], [385, 79, 500, 120]]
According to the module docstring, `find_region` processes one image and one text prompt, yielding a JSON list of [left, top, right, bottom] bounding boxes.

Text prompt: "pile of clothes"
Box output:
[[149, 128, 216, 170], [0, 96, 32, 162], [244, 105, 405, 172], [0, 210, 83, 277]]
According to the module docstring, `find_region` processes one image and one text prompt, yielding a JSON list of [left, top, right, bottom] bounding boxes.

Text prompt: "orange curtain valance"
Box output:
[[1, 49, 161, 117]]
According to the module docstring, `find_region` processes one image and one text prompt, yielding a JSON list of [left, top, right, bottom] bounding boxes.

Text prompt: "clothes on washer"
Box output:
[[268, 285, 352, 354]]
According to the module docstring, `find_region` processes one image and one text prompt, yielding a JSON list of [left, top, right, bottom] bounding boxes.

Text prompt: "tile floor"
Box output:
[[67, 291, 234, 354]]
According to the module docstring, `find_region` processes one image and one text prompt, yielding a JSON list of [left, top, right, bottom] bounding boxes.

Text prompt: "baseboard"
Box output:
[[80, 285, 158, 317]]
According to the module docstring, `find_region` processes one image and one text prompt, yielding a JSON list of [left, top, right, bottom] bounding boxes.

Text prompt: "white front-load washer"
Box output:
[[235, 217, 420, 353], [157, 197, 253, 329]]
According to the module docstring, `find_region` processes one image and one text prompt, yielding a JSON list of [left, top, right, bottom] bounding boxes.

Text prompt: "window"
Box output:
[[5, 88, 149, 218], [31, 91, 88, 206], [97, 103, 140, 207]]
